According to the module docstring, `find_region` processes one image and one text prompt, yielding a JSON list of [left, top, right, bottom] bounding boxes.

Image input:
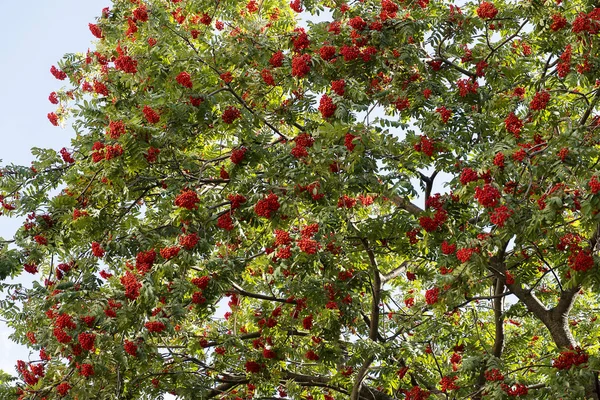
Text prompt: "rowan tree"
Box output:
[[1, 0, 600, 399]]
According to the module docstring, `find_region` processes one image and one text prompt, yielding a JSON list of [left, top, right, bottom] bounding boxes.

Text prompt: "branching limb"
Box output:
[[230, 282, 292, 304]]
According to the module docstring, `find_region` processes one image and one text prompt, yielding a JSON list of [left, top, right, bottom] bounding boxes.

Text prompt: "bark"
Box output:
[[491, 254, 600, 399], [491, 279, 505, 358]]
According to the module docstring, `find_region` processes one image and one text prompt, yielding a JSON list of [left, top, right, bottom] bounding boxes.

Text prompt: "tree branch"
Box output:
[[492, 279, 505, 358], [390, 196, 424, 216], [360, 238, 381, 342], [230, 282, 292, 304]]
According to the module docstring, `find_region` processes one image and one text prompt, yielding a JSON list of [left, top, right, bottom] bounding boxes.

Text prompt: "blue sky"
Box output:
[[0, 0, 110, 375]]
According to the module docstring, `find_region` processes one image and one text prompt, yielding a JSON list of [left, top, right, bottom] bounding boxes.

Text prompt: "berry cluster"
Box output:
[[489, 205, 513, 227], [425, 287, 439, 305], [174, 189, 200, 210], [529, 91, 550, 110], [124, 339, 138, 356], [474, 184, 501, 208], [160, 246, 181, 260], [476, 2, 498, 19], [222, 106, 242, 124], [143, 105, 160, 124], [78, 332, 96, 351], [319, 94, 336, 118], [254, 193, 280, 219], [120, 271, 142, 300], [145, 321, 166, 333], [553, 347, 589, 370], [176, 71, 193, 88]]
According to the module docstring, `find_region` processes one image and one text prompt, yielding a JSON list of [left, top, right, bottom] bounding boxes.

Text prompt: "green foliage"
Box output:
[[2, 0, 600, 399]]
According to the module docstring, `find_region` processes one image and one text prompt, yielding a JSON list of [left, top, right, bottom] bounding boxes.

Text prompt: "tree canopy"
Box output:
[[2, 0, 600, 398]]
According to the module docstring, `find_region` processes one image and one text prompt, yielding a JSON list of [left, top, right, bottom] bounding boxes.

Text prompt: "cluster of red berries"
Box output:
[[504, 112, 523, 137], [91, 242, 105, 257], [269, 51, 284, 67], [120, 271, 142, 300], [345, 133, 358, 152], [222, 106, 242, 124], [291, 54, 311, 77], [395, 97, 410, 111], [456, 247, 478, 263], [425, 287, 439, 305], [501, 383, 528, 397], [337, 194, 356, 208], [143, 105, 160, 124], [176, 71, 193, 88], [553, 347, 589, 370], [550, 14, 568, 31], [474, 184, 501, 208], [459, 168, 479, 185], [569, 249, 594, 272], [56, 382, 72, 397], [404, 386, 430, 400], [261, 68, 275, 86], [413, 135, 435, 156], [145, 321, 166, 333], [133, 4, 148, 22], [319, 94, 337, 119], [298, 237, 320, 254], [254, 193, 280, 219], [114, 54, 138, 74], [485, 368, 505, 381], [50, 65, 67, 80], [24, 263, 38, 274], [58, 148, 74, 164], [418, 209, 447, 232], [16, 360, 42, 386], [191, 276, 211, 291], [124, 339, 138, 356], [245, 360, 262, 373], [89, 23, 103, 38], [136, 249, 156, 274], [230, 147, 247, 164], [274, 229, 292, 246], [489, 205, 513, 227], [160, 246, 181, 260], [589, 176, 600, 194], [174, 189, 200, 210], [476, 2, 498, 19], [78, 332, 96, 351], [290, 0, 303, 12], [108, 120, 126, 139], [48, 112, 59, 126], [341, 45, 362, 62], [144, 146, 160, 163], [104, 299, 122, 318], [529, 91, 550, 110], [441, 241, 456, 255], [436, 106, 452, 123], [179, 232, 199, 250], [331, 79, 345, 96], [53, 327, 72, 344], [292, 28, 310, 51], [440, 375, 459, 392], [320, 45, 337, 61], [77, 363, 94, 378], [291, 133, 314, 159], [228, 194, 247, 209], [456, 78, 479, 97], [557, 45, 571, 78], [26, 331, 37, 344], [93, 80, 109, 96], [217, 212, 234, 231]]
